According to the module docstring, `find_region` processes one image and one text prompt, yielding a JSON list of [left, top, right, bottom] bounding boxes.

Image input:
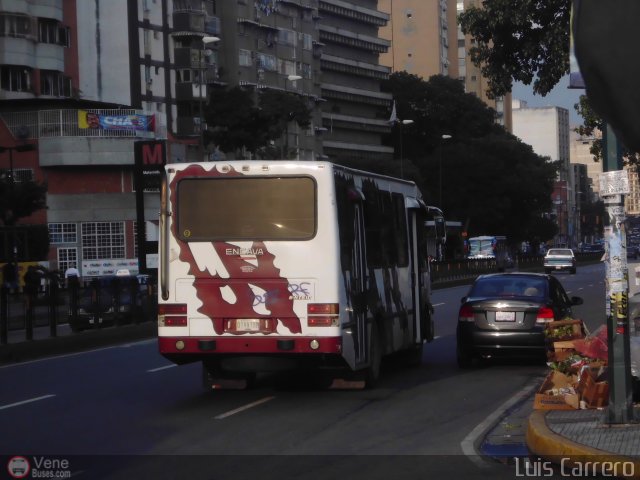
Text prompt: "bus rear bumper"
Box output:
[[159, 336, 342, 359]]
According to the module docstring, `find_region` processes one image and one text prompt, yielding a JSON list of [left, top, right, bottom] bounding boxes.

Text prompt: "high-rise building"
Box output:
[[318, 0, 394, 162], [378, 0, 458, 79], [378, 0, 511, 132], [513, 100, 573, 246]]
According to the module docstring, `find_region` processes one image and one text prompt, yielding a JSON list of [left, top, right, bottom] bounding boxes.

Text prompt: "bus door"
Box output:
[[410, 207, 433, 343], [352, 203, 368, 365]]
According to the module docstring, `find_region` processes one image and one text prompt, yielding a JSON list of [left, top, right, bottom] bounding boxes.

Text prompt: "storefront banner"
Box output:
[[78, 110, 155, 132]]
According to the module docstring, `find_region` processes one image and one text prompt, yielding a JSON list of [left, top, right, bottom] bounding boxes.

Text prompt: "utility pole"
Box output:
[[601, 123, 634, 424]]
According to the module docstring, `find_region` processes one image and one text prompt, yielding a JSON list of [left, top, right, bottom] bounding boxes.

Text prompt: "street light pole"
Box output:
[[398, 119, 413, 179], [198, 36, 220, 162], [438, 134, 452, 209], [283, 74, 302, 159]]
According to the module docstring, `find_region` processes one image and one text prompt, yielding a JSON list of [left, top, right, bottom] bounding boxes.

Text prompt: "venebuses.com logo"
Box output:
[[7, 456, 30, 479], [6, 456, 72, 479]]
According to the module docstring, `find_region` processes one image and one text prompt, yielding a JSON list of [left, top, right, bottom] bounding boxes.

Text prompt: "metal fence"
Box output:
[[0, 273, 157, 344]]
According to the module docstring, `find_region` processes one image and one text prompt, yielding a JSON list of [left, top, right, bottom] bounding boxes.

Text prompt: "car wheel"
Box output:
[[457, 345, 473, 369]]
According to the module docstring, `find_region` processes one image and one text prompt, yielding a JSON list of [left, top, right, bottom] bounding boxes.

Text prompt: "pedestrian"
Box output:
[[2, 261, 18, 294], [65, 264, 80, 289], [23, 266, 41, 297]]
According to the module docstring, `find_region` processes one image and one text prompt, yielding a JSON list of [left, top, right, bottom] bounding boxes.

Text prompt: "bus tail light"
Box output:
[[307, 303, 339, 327], [536, 307, 555, 324], [159, 304, 187, 327]]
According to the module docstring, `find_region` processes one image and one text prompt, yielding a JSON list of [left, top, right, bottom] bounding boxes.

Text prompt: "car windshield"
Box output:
[[469, 276, 547, 299], [547, 249, 573, 256]]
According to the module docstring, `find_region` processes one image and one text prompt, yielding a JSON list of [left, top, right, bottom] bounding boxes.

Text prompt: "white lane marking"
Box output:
[[432, 302, 445, 307], [147, 364, 178, 373], [0, 394, 56, 411], [214, 396, 276, 420], [460, 381, 540, 468]]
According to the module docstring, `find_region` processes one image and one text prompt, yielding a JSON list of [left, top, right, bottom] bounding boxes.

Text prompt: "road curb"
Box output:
[[526, 410, 640, 478]]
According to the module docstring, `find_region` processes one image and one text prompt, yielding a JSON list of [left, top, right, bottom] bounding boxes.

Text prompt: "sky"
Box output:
[[511, 74, 585, 127]]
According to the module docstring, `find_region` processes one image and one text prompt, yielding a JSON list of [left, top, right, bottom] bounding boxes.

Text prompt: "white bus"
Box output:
[[466, 235, 511, 271], [158, 161, 434, 388]]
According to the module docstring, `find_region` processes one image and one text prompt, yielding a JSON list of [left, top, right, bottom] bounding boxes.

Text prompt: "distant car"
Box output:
[[68, 274, 145, 331], [456, 272, 583, 368], [544, 248, 577, 274]]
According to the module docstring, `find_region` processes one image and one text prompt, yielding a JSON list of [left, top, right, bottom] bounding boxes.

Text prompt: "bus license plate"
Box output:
[[495, 311, 515, 322], [236, 319, 261, 331]]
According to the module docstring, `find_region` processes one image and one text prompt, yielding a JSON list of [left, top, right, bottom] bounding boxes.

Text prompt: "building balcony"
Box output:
[[172, 11, 205, 35], [319, 0, 389, 26], [321, 54, 390, 80], [322, 112, 392, 134], [174, 47, 213, 69], [321, 83, 392, 106], [0, 109, 159, 167], [318, 25, 390, 53]]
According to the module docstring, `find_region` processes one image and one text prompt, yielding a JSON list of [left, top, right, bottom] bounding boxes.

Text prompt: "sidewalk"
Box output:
[[522, 272, 640, 477]]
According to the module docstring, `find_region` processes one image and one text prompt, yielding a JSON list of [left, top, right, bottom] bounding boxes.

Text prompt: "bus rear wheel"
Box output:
[[364, 322, 382, 389]]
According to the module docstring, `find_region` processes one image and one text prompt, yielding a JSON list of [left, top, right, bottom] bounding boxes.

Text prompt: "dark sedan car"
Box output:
[[456, 272, 583, 368], [68, 274, 145, 332]]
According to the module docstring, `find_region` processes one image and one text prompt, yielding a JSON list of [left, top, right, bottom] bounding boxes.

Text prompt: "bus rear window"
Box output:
[[176, 176, 316, 241]]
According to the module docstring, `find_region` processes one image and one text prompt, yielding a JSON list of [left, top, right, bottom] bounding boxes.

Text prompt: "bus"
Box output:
[[466, 235, 511, 271], [158, 161, 435, 388]]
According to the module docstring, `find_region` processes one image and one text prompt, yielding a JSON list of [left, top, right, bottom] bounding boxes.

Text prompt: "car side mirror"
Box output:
[[571, 296, 584, 306]]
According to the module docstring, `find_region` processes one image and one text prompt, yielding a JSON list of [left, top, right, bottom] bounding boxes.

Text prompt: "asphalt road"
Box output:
[[0, 263, 608, 480]]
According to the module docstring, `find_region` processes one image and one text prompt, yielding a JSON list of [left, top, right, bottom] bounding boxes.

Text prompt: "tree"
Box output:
[[0, 177, 48, 226], [204, 86, 312, 159], [458, 0, 571, 99], [378, 72, 559, 243], [575, 95, 640, 166]]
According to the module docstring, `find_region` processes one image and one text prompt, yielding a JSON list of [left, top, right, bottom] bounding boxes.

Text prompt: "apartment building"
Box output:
[[318, 0, 394, 162], [377, 0, 511, 132]]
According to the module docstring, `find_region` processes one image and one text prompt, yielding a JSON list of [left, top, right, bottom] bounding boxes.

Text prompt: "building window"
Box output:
[[57, 247, 78, 273], [38, 18, 69, 45], [280, 59, 296, 76], [239, 49, 252, 66], [299, 32, 312, 50], [299, 62, 312, 79], [256, 53, 277, 71], [40, 70, 72, 97], [277, 29, 296, 47], [49, 223, 78, 244], [0, 66, 32, 93], [81, 222, 125, 260], [0, 13, 33, 38]]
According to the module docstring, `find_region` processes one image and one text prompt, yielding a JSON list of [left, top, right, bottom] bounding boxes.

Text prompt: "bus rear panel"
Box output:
[[158, 161, 432, 384]]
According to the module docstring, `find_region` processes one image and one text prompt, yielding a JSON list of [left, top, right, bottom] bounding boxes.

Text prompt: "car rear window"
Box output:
[[548, 249, 573, 256], [470, 277, 547, 298]]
